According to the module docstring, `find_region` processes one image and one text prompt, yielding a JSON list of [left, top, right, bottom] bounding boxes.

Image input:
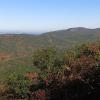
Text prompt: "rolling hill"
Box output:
[[0, 27, 100, 63], [0, 27, 100, 56]]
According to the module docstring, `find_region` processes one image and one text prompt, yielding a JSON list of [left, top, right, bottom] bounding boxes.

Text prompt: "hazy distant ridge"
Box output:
[[0, 27, 99, 57]]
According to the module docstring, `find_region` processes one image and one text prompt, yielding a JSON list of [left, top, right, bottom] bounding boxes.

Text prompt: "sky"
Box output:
[[0, 0, 100, 33]]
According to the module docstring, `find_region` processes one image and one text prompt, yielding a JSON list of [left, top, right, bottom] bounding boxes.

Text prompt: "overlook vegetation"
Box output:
[[0, 40, 99, 100]]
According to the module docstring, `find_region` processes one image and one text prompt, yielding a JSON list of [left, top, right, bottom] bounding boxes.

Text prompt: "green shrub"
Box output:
[[7, 73, 32, 99], [33, 47, 64, 71]]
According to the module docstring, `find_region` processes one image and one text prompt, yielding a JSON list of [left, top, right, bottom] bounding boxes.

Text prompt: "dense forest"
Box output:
[[0, 41, 100, 100]]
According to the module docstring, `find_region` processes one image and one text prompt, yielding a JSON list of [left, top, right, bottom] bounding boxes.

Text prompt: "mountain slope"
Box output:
[[40, 27, 100, 48], [0, 27, 100, 57]]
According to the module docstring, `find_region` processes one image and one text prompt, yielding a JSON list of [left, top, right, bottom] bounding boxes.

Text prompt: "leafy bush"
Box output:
[[33, 47, 65, 72], [7, 73, 32, 99], [45, 42, 100, 100]]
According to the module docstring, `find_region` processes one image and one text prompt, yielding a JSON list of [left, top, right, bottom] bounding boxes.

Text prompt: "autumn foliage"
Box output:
[[0, 41, 100, 100], [31, 42, 100, 100]]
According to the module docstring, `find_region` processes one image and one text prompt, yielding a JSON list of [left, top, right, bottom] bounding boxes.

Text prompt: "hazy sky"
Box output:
[[0, 0, 100, 33]]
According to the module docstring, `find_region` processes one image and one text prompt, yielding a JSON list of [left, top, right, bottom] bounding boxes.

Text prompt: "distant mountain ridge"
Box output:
[[0, 27, 99, 58]]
